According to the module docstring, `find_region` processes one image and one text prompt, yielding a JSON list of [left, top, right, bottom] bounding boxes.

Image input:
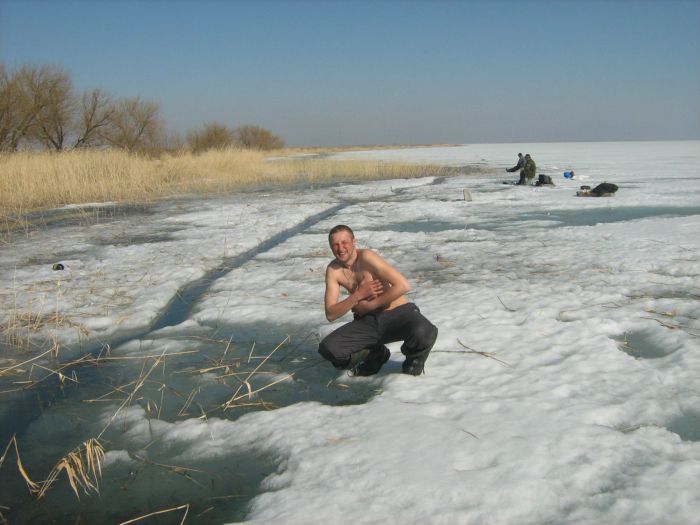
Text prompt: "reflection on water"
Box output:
[[614, 330, 676, 360], [23, 203, 157, 231], [367, 206, 700, 235], [517, 205, 700, 228], [667, 411, 700, 442], [381, 220, 466, 233], [461, 205, 700, 232], [91, 232, 176, 246], [0, 322, 378, 523]]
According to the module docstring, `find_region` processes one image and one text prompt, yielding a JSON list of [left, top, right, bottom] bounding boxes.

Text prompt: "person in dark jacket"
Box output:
[[517, 154, 536, 185], [506, 153, 525, 174]]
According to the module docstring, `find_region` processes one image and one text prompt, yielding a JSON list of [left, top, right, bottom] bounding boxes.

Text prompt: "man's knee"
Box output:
[[419, 322, 439, 348], [408, 321, 438, 354], [319, 340, 345, 369], [319, 336, 362, 369]]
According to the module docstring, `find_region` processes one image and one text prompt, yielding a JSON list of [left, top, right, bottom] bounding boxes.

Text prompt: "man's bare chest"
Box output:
[[337, 266, 375, 293]]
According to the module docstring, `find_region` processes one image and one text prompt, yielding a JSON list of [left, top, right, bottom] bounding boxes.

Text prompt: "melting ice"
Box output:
[[0, 141, 699, 524]]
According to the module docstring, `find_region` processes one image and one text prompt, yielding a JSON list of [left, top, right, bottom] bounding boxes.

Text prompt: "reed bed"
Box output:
[[0, 148, 450, 226], [0, 332, 330, 509], [0, 145, 458, 515]]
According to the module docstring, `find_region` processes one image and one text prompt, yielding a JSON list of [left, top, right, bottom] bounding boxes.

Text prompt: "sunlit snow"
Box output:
[[1, 141, 698, 524]]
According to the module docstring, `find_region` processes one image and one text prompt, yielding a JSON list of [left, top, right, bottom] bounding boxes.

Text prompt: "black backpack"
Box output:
[[536, 174, 553, 186], [591, 182, 618, 195]]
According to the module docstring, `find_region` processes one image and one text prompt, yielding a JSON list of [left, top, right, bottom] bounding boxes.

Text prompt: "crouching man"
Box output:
[[318, 225, 438, 376]]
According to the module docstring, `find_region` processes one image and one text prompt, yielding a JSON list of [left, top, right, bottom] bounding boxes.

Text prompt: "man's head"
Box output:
[[518, 152, 523, 157], [525, 154, 531, 159], [328, 224, 356, 265], [328, 224, 354, 243]]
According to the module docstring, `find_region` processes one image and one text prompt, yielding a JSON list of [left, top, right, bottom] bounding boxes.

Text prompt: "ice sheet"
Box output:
[[1, 141, 698, 524]]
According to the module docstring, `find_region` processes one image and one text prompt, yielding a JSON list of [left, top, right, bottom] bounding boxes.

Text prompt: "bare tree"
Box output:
[[234, 125, 285, 150], [102, 97, 164, 153], [0, 64, 14, 150], [33, 67, 74, 150], [0, 64, 115, 151], [161, 129, 185, 153], [0, 64, 71, 150], [186, 121, 236, 153], [73, 88, 114, 148], [1, 63, 289, 155]]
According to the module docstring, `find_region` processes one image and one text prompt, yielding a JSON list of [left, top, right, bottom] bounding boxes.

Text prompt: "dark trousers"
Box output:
[[517, 171, 534, 185], [318, 303, 438, 369]]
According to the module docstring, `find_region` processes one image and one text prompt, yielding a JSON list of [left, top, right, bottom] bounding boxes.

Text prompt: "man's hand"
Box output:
[[351, 279, 383, 316], [354, 279, 383, 303], [352, 299, 376, 316]]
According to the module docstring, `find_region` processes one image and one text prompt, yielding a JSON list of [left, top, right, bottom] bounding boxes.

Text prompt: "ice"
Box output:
[[1, 141, 699, 523]]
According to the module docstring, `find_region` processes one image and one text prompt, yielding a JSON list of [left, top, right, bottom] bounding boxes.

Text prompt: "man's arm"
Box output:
[[324, 266, 383, 322], [352, 250, 411, 315], [506, 158, 525, 172]]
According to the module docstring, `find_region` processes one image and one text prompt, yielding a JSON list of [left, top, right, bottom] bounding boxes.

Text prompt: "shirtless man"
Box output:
[[318, 225, 438, 376]]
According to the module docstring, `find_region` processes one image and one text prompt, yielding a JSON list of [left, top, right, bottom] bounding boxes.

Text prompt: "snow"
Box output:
[[1, 141, 699, 524]]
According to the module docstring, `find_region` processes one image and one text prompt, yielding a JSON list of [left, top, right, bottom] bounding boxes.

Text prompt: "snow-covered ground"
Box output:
[[1, 141, 699, 524]]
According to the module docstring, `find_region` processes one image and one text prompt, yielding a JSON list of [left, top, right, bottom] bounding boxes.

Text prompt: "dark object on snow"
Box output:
[[52, 263, 65, 271], [577, 182, 618, 197], [351, 345, 391, 376], [535, 174, 554, 186], [506, 153, 525, 173], [580, 185, 591, 190], [516, 154, 537, 185], [591, 182, 618, 195]]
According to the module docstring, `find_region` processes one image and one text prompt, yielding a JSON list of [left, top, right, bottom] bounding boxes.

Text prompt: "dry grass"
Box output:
[[118, 504, 189, 525], [37, 438, 105, 500], [272, 143, 461, 155], [0, 147, 451, 229], [0, 330, 334, 510], [1, 434, 104, 500]]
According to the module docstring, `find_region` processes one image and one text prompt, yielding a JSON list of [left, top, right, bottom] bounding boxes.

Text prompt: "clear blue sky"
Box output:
[[2, 0, 699, 146]]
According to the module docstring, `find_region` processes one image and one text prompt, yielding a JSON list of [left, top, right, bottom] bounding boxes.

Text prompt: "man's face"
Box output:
[[329, 230, 356, 264]]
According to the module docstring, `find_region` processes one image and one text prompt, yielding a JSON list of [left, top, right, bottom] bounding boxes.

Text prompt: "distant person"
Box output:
[[517, 154, 537, 185], [506, 153, 526, 176], [318, 225, 438, 376]]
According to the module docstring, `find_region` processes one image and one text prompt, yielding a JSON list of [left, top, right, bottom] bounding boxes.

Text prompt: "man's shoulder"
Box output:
[[326, 259, 343, 272], [358, 248, 383, 264], [356, 247, 377, 259]]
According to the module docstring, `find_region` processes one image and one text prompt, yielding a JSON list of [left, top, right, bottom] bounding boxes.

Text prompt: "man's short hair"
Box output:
[[328, 224, 354, 243]]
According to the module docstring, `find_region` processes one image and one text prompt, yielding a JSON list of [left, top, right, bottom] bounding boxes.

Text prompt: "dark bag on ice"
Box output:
[[536, 174, 553, 186], [591, 182, 618, 195]]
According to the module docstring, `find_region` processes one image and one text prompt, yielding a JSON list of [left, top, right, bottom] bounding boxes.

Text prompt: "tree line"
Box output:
[[0, 63, 284, 154]]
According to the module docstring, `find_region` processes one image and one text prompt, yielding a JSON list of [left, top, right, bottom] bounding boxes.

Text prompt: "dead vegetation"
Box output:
[[0, 147, 456, 235], [0, 326, 331, 515]]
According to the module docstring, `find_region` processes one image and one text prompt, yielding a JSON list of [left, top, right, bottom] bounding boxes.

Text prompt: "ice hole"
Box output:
[[615, 330, 676, 359], [666, 411, 700, 442], [517, 205, 700, 228], [382, 220, 466, 233]]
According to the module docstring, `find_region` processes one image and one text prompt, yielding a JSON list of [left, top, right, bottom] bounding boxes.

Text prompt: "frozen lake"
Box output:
[[1, 141, 699, 524]]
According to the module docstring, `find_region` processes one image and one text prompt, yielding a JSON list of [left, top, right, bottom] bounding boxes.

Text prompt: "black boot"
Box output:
[[350, 346, 391, 376], [346, 349, 370, 370], [402, 349, 430, 376]]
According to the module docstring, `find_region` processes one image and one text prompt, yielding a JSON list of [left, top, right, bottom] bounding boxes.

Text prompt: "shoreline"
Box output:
[[1, 155, 486, 238]]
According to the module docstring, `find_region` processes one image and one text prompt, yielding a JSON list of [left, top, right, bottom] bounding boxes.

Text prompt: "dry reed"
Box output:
[[0, 332, 333, 508], [37, 438, 105, 499], [118, 504, 189, 525], [0, 434, 104, 500], [0, 148, 450, 226]]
